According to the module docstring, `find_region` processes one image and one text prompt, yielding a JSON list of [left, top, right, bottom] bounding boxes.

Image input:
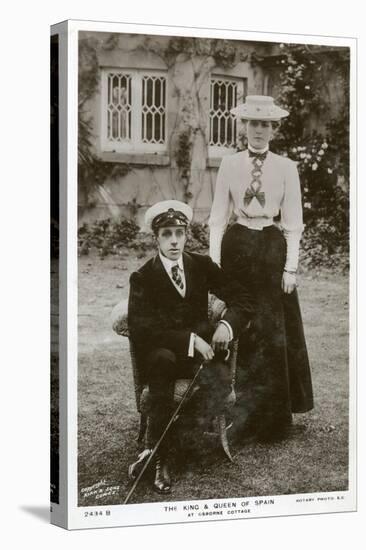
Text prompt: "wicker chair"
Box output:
[[111, 294, 239, 461]]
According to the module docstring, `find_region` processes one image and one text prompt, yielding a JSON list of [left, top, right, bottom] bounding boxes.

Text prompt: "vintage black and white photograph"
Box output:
[[72, 24, 353, 517], [2, 0, 365, 542]]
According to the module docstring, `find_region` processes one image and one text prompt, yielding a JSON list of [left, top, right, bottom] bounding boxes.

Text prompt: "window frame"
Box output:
[[100, 67, 168, 154], [208, 74, 246, 158]]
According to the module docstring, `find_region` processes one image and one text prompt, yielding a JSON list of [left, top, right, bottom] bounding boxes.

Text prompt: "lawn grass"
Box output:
[[77, 251, 349, 506]]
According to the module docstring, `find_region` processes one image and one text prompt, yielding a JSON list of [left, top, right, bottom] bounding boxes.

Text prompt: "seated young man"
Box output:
[[128, 200, 252, 494]]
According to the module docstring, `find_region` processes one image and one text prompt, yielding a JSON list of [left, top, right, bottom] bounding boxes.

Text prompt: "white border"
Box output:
[[59, 19, 356, 530]]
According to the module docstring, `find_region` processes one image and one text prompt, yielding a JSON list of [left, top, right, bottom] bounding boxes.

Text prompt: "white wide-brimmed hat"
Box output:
[[144, 200, 193, 232], [231, 95, 289, 121]]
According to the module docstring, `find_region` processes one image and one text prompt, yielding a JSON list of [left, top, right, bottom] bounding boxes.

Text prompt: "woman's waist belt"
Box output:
[[236, 217, 274, 231]]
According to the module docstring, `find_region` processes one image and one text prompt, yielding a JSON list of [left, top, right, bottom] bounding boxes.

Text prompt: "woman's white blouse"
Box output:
[[208, 150, 304, 272]]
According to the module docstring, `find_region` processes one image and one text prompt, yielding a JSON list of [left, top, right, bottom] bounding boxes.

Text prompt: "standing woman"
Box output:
[[209, 95, 313, 442]]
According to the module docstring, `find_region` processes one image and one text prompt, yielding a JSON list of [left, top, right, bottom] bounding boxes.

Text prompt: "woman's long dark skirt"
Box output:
[[221, 224, 313, 440]]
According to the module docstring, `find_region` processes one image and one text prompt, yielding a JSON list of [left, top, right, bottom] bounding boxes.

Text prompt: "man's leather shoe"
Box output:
[[153, 456, 172, 494]]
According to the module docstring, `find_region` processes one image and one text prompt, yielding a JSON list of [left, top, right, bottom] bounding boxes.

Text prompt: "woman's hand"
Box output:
[[282, 271, 297, 294]]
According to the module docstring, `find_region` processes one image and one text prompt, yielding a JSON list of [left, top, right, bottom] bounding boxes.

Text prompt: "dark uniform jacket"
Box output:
[[128, 251, 253, 365]]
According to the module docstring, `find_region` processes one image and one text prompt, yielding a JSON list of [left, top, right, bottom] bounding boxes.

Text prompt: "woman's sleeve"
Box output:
[[280, 159, 305, 272], [208, 156, 233, 265]]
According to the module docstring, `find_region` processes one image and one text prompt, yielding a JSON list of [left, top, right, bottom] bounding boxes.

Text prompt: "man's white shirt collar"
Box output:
[[159, 251, 184, 273]]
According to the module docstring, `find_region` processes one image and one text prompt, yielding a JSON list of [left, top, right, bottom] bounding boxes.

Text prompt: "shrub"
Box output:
[[185, 222, 209, 252], [78, 218, 210, 258], [270, 43, 350, 271], [78, 218, 140, 257], [301, 221, 349, 272], [78, 216, 350, 271]]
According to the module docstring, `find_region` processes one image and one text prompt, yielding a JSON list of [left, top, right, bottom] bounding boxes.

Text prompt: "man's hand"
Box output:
[[211, 323, 230, 352], [194, 334, 215, 361]]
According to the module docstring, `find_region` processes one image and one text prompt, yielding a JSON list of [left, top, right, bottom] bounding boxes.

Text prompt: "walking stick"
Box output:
[[123, 363, 204, 505]]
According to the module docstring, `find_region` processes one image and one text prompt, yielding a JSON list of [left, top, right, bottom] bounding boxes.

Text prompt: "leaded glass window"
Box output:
[[101, 69, 167, 153], [142, 75, 166, 144], [107, 73, 132, 142], [209, 76, 246, 155]]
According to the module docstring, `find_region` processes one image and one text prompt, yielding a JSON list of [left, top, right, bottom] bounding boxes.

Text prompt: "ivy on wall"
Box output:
[[164, 37, 239, 68], [78, 37, 131, 210], [175, 128, 193, 200]]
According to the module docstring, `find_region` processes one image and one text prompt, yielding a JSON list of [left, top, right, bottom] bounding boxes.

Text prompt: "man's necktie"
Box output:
[[244, 150, 267, 208], [171, 264, 184, 290]]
